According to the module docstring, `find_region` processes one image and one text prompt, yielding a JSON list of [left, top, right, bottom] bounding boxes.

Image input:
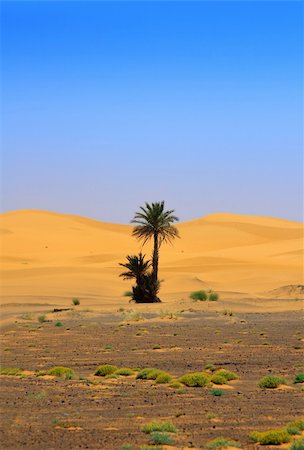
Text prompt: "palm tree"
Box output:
[[131, 201, 179, 284], [119, 253, 150, 285], [119, 253, 160, 302]]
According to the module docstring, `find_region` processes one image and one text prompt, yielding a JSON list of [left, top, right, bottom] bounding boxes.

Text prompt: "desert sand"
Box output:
[[0, 209, 303, 311]]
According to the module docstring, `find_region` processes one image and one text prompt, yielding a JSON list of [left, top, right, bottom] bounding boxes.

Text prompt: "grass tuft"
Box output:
[[215, 369, 238, 381], [249, 429, 291, 445], [72, 298, 80, 305], [190, 290, 207, 301], [208, 291, 219, 301], [149, 432, 174, 445], [142, 421, 177, 434], [95, 364, 118, 376], [179, 372, 210, 387], [48, 366, 75, 379], [294, 373, 304, 384], [155, 372, 172, 384], [210, 388, 224, 396], [0, 367, 23, 376], [210, 374, 227, 385], [258, 375, 287, 389], [290, 437, 304, 450]]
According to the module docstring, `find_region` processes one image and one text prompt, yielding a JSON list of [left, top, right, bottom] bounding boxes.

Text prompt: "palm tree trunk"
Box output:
[[152, 232, 159, 283]]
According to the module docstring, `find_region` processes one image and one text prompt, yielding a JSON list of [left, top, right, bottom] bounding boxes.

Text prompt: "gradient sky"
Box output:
[[1, 1, 303, 223]]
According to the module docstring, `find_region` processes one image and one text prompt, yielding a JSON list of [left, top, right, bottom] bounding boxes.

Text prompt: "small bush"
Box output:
[[169, 380, 182, 389], [249, 429, 291, 445], [208, 291, 219, 302], [190, 290, 207, 301], [142, 421, 177, 433], [290, 438, 304, 450], [211, 388, 223, 396], [48, 366, 74, 379], [136, 368, 156, 380], [0, 367, 23, 376], [94, 364, 118, 376], [72, 298, 80, 306], [211, 374, 227, 385], [285, 423, 302, 435], [258, 375, 287, 389], [38, 315, 47, 323], [287, 420, 304, 432], [114, 368, 134, 376], [206, 437, 240, 449], [179, 372, 210, 387], [149, 432, 174, 445], [55, 321, 63, 327], [153, 344, 161, 350], [294, 373, 304, 384], [105, 373, 118, 379], [146, 369, 165, 380], [215, 369, 238, 381], [155, 372, 172, 384]]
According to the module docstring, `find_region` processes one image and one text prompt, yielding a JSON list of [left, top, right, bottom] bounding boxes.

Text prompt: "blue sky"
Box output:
[[1, 1, 303, 223]]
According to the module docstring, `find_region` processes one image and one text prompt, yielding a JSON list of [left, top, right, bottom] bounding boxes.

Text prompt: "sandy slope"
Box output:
[[0, 209, 303, 307]]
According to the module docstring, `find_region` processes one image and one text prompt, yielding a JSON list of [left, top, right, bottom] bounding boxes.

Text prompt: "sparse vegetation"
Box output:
[[0, 367, 23, 376], [179, 372, 210, 387], [215, 369, 238, 381], [208, 291, 219, 301], [190, 290, 207, 301], [155, 372, 172, 384], [48, 366, 75, 379], [95, 364, 118, 376], [38, 315, 47, 323], [294, 373, 304, 383], [142, 421, 177, 434], [153, 344, 161, 350], [72, 298, 80, 305], [123, 291, 133, 297], [149, 432, 174, 445], [169, 380, 182, 389], [290, 438, 304, 450], [205, 363, 217, 372], [211, 388, 224, 396], [55, 321, 63, 327], [211, 374, 227, 385], [136, 368, 157, 380], [258, 375, 287, 389], [249, 429, 291, 445], [206, 437, 240, 449]]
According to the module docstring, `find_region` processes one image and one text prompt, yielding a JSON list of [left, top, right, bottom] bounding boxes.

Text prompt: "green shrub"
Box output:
[[190, 290, 207, 301], [38, 315, 47, 323], [179, 372, 210, 387], [0, 367, 23, 376], [114, 368, 134, 376], [146, 369, 165, 380], [155, 372, 172, 384], [94, 364, 118, 376], [208, 291, 219, 302], [48, 366, 74, 379], [206, 437, 240, 449], [294, 373, 304, 384], [105, 373, 118, 379], [290, 437, 304, 450], [149, 432, 174, 445], [258, 375, 287, 389], [287, 420, 304, 432], [169, 380, 182, 389], [72, 298, 80, 305], [215, 369, 238, 381], [211, 388, 223, 396], [249, 429, 291, 445], [142, 421, 177, 433], [136, 368, 155, 380], [153, 344, 161, 350], [211, 374, 227, 385], [285, 423, 302, 436], [55, 321, 63, 327]]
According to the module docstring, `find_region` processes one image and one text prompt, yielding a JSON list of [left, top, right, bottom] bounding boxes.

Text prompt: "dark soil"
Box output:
[[0, 308, 303, 449]]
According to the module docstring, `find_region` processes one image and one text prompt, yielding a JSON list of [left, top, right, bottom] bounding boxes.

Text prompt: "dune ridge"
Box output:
[[0, 209, 303, 303]]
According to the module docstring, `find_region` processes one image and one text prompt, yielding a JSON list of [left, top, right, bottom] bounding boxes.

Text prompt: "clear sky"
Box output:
[[1, 1, 303, 223]]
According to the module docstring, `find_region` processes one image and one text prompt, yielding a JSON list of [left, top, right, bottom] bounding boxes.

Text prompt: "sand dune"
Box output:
[[0, 209, 303, 305]]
